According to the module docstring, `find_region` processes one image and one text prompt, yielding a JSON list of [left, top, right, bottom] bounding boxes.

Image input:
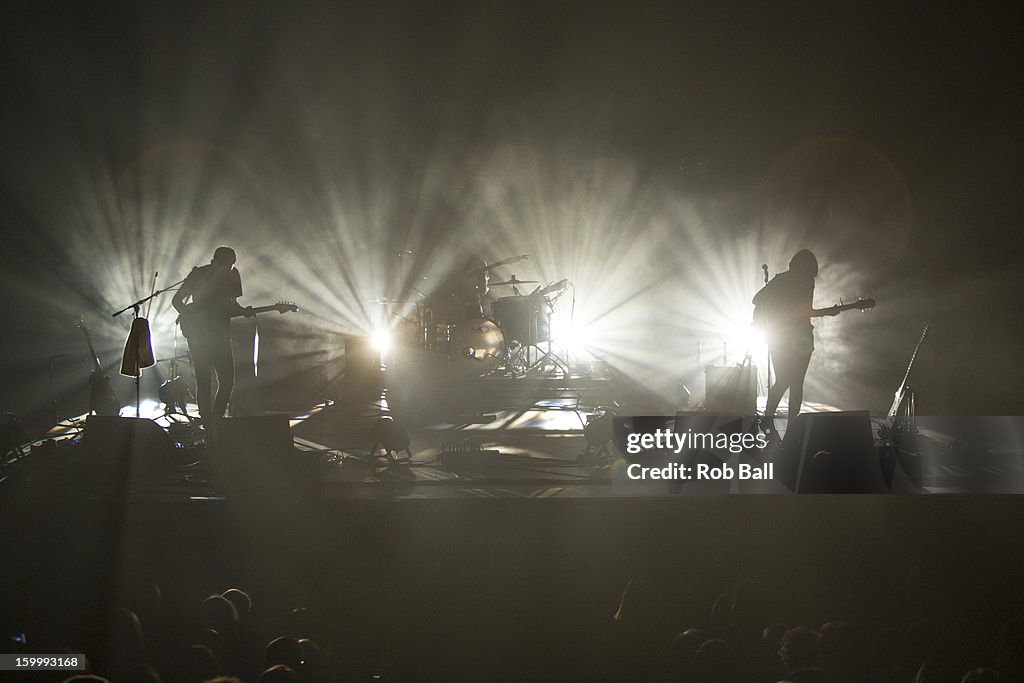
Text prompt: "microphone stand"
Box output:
[[111, 278, 185, 318], [112, 276, 185, 418], [761, 264, 771, 404]]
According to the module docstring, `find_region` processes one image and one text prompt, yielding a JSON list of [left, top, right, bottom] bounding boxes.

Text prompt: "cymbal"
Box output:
[[465, 254, 530, 277], [490, 276, 539, 286]]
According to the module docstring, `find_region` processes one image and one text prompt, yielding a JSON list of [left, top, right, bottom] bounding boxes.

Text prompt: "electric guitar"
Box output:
[[753, 297, 876, 328], [176, 302, 299, 339], [75, 318, 121, 416], [888, 325, 928, 419], [810, 298, 876, 318]]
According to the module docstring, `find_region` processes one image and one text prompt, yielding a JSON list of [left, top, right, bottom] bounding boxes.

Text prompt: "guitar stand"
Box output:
[[883, 386, 917, 446]]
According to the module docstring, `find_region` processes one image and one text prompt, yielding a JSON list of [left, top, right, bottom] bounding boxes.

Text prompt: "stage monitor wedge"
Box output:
[[211, 415, 321, 499], [83, 415, 176, 485], [772, 411, 887, 493]]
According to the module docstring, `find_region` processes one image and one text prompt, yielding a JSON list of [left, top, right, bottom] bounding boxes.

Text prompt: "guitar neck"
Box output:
[[78, 325, 103, 373], [888, 325, 929, 418], [228, 304, 291, 319], [810, 299, 876, 318], [249, 305, 287, 315], [178, 302, 296, 339], [811, 304, 853, 318]]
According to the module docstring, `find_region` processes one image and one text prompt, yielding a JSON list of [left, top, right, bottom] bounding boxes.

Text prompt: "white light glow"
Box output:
[[723, 317, 768, 367], [371, 328, 391, 356], [550, 316, 591, 359]]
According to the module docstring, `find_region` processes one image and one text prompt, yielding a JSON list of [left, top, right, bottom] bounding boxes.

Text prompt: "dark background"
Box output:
[[1, 0, 1022, 427]]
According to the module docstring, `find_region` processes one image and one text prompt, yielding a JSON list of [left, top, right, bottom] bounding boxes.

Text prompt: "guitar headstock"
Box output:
[[274, 302, 300, 314], [851, 298, 876, 311]]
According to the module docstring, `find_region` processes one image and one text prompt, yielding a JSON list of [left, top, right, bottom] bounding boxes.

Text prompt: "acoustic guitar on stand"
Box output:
[[75, 317, 121, 416]]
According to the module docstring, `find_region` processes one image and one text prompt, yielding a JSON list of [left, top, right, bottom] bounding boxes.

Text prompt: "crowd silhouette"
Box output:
[[2, 558, 1021, 682]]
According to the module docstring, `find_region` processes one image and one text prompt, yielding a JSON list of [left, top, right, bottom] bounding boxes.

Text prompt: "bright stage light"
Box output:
[[722, 317, 768, 367], [371, 328, 391, 356], [18, 118, 888, 422], [550, 317, 590, 358]]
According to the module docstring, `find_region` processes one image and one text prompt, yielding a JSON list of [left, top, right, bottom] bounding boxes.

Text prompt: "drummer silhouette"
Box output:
[[433, 255, 489, 321]]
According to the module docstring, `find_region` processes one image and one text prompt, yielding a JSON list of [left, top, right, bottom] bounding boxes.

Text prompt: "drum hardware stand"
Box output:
[[156, 333, 202, 447], [159, 324, 196, 418], [500, 342, 529, 377], [529, 298, 571, 376], [523, 338, 570, 377], [505, 286, 571, 377]]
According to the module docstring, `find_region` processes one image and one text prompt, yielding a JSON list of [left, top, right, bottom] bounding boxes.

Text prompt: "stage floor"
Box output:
[[5, 372, 1023, 500]]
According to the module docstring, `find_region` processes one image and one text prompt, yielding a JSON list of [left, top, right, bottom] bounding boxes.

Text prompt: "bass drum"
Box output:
[[447, 318, 504, 376]]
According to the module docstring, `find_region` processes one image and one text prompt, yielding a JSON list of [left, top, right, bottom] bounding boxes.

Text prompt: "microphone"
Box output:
[[537, 279, 569, 297]]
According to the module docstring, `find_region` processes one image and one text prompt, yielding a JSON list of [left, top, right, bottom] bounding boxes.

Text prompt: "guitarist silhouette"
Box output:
[[172, 246, 254, 424], [753, 250, 833, 430]]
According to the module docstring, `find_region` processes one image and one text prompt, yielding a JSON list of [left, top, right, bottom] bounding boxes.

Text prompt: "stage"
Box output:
[[4, 364, 1023, 502]]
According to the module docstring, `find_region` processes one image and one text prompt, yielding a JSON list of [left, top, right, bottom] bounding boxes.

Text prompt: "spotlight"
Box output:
[[723, 317, 767, 365], [551, 318, 589, 357], [371, 328, 391, 356]]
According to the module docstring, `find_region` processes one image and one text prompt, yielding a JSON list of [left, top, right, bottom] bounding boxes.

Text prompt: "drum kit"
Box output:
[[372, 255, 572, 378]]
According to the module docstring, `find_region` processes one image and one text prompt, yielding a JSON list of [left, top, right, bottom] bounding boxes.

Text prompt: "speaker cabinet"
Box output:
[[773, 411, 887, 493], [83, 416, 176, 484], [216, 415, 294, 457], [212, 415, 320, 498]]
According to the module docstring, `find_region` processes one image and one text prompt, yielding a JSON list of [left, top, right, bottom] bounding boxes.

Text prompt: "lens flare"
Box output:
[[371, 328, 391, 356]]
